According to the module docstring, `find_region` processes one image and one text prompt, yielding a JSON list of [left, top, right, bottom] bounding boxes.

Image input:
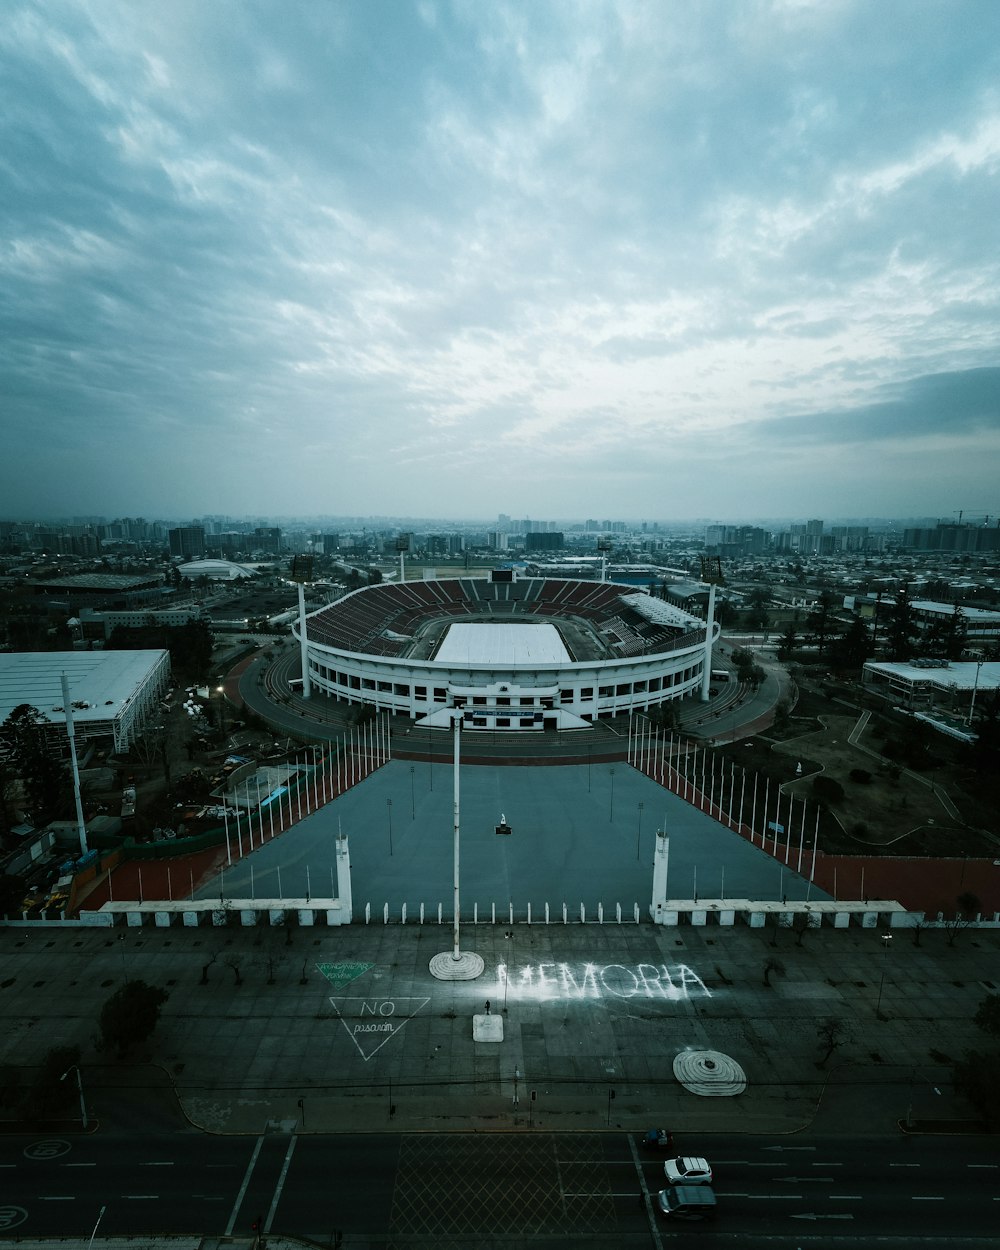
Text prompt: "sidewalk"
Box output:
[[1, 917, 992, 1140]]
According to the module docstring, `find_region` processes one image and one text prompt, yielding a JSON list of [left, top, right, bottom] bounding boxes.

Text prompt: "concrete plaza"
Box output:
[[197, 760, 829, 917], [1, 914, 991, 1140]]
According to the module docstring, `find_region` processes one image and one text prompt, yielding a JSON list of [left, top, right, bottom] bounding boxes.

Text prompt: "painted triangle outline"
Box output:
[[329, 995, 431, 1061]]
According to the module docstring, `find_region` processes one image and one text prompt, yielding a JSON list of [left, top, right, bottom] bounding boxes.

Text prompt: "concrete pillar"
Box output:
[[336, 834, 352, 922], [297, 582, 311, 698], [649, 830, 669, 920], [700, 582, 717, 702]]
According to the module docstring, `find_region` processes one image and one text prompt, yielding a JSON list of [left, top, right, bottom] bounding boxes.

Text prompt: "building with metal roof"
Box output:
[[0, 649, 171, 752]]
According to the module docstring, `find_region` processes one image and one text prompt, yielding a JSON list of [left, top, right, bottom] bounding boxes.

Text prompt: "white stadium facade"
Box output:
[[294, 572, 718, 730]]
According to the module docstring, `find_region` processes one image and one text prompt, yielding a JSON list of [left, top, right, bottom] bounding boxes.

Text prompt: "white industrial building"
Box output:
[[0, 649, 171, 752]]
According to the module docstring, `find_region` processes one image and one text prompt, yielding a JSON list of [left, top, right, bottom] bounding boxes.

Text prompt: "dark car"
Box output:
[[642, 1128, 674, 1152], [656, 1185, 717, 1221]]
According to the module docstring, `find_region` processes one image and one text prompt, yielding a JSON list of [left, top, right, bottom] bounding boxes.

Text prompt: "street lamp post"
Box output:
[[88, 1205, 107, 1250], [875, 932, 893, 1017], [503, 929, 514, 1013], [61, 1064, 88, 1129], [636, 802, 644, 861], [966, 659, 985, 727], [429, 707, 484, 981]]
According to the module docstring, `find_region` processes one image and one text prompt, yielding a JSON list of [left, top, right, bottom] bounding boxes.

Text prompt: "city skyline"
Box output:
[[3, 1, 999, 521]]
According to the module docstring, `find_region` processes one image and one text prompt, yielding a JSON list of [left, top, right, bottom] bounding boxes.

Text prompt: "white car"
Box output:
[[663, 1156, 713, 1185]]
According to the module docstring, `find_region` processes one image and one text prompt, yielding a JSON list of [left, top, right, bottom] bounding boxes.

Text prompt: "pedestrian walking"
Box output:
[[485, 1000, 491, 1015]]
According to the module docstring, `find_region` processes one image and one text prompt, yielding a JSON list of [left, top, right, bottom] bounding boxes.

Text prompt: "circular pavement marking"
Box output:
[[429, 951, 485, 980], [0, 1206, 29, 1230], [23, 1138, 72, 1160], [673, 1049, 747, 1097]]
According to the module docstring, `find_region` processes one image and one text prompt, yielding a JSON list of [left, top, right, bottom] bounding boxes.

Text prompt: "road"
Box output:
[[4, 1126, 998, 1246]]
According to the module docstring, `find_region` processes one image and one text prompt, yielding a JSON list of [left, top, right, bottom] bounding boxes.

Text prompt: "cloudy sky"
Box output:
[[3, 0, 999, 525]]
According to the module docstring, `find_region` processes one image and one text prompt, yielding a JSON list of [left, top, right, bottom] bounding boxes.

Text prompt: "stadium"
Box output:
[[294, 571, 718, 730]]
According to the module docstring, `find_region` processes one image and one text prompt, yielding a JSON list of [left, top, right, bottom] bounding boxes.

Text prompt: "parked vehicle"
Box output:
[[663, 1156, 713, 1186], [656, 1185, 717, 1221]]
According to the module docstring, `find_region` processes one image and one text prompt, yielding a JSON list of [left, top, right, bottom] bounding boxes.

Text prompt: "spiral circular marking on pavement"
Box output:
[[672, 1049, 747, 1097], [429, 950, 485, 980]]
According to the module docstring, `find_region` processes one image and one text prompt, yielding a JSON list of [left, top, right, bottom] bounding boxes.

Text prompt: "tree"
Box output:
[[974, 994, 1000, 1039], [0, 870, 28, 915], [805, 591, 838, 655], [98, 980, 169, 1055], [945, 892, 981, 947], [791, 913, 811, 947], [953, 1050, 1000, 1130], [1, 704, 68, 826], [884, 591, 917, 660], [828, 617, 872, 670], [812, 776, 845, 804], [920, 605, 967, 661], [816, 1017, 850, 1068], [730, 648, 757, 682], [762, 957, 785, 987], [776, 622, 797, 662]]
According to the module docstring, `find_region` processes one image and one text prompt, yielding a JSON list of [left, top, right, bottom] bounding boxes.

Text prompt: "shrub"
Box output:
[[849, 768, 872, 784], [812, 775, 845, 803]]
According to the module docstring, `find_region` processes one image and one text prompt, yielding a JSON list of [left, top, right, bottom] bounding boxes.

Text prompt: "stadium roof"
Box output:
[[435, 622, 571, 667], [0, 649, 170, 727], [621, 592, 704, 631]]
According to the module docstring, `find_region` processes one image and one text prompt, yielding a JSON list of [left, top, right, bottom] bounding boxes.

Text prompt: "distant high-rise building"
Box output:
[[903, 523, 1000, 553], [252, 526, 282, 554], [168, 526, 206, 560], [525, 531, 564, 552]]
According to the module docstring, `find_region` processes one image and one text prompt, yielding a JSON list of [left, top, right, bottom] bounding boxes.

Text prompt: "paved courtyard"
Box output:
[[196, 760, 830, 915]]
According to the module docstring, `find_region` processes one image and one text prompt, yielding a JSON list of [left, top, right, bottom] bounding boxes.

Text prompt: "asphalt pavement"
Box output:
[[1, 913, 992, 1143]]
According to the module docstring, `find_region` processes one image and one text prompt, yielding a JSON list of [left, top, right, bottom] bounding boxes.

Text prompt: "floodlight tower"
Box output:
[[699, 556, 725, 703], [289, 555, 314, 698], [429, 701, 484, 981], [597, 536, 613, 582], [61, 674, 89, 854], [395, 533, 411, 584]]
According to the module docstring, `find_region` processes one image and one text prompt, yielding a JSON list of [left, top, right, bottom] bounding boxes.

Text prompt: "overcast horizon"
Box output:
[[3, 1, 999, 523]]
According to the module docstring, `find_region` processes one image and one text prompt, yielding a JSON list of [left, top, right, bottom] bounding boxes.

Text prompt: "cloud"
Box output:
[[1, 0, 999, 521]]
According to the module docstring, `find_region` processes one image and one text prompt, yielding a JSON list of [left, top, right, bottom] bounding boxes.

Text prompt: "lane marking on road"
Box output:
[[890, 1163, 920, 1167], [65, 1163, 95, 1167], [628, 1133, 665, 1250], [225, 1135, 264, 1237], [264, 1136, 297, 1234], [968, 1164, 999, 1168], [40, 1196, 74, 1201], [830, 1195, 863, 1200], [122, 1195, 158, 1200], [912, 1196, 944, 1200], [140, 1162, 174, 1166]]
